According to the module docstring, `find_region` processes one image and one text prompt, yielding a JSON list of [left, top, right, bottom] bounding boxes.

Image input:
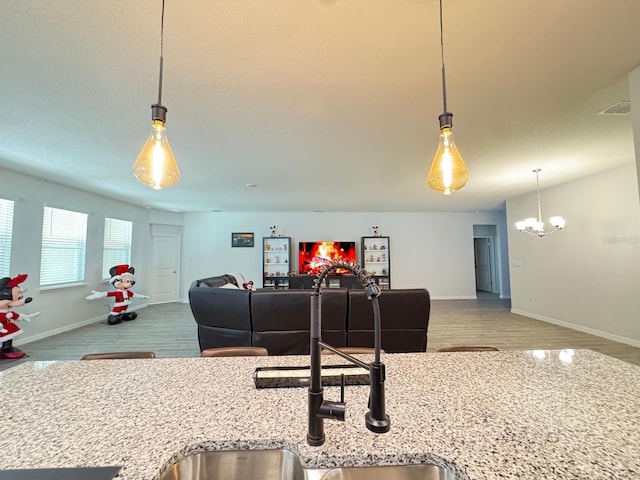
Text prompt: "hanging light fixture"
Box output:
[[427, 0, 469, 195], [133, 0, 180, 190], [515, 168, 566, 237]]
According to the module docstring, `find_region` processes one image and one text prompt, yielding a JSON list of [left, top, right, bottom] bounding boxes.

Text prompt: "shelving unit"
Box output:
[[361, 236, 391, 289], [262, 237, 291, 289]]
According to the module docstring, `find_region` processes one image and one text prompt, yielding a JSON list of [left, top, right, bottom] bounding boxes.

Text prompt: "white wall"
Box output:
[[1, 167, 153, 345], [630, 65, 640, 203], [506, 164, 640, 345], [181, 210, 509, 300]]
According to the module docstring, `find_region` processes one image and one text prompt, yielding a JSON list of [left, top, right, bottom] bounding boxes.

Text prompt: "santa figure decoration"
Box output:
[[0, 273, 42, 359], [86, 264, 149, 325]]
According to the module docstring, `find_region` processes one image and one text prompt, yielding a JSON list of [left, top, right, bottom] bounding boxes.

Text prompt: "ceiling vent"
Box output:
[[598, 101, 631, 115]]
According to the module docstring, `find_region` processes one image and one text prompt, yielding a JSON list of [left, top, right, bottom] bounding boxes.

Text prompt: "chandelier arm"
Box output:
[[521, 225, 561, 237]]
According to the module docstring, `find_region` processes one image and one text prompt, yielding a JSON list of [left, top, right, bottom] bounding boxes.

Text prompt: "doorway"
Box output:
[[149, 234, 181, 303], [472, 224, 500, 296], [474, 237, 495, 293]]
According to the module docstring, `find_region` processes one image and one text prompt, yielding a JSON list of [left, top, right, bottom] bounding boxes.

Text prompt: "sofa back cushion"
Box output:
[[347, 288, 430, 352], [317, 288, 349, 348], [251, 289, 348, 355], [189, 287, 252, 350]]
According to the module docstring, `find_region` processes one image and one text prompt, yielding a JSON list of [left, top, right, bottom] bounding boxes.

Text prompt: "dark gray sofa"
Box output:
[[189, 275, 431, 355]]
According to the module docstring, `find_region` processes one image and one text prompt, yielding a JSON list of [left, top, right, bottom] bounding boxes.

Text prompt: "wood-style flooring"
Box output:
[[2, 294, 638, 371]]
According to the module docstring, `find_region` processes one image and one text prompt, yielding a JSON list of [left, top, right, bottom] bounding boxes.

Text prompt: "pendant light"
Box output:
[[515, 169, 566, 237], [427, 0, 469, 195], [133, 0, 180, 190]]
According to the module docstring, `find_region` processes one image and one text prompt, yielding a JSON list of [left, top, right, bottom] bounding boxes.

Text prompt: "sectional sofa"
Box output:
[[189, 276, 431, 355]]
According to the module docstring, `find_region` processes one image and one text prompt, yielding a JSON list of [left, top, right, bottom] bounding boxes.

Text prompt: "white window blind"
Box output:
[[102, 218, 133, 280], [0, 198, 15, 277], [40, 206, 88, 286]]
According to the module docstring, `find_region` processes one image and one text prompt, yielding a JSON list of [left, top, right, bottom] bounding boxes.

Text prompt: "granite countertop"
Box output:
[[0, 349, 639, 480]]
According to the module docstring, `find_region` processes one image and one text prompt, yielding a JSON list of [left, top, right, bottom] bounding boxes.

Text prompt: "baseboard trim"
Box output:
[[511, 308, 640, 348], [14, 303, 149, 347], [432, 296, 480, 300]]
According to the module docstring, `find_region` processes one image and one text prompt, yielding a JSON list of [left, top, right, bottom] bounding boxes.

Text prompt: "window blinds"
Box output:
[[40, 206, 88, 286], [102, 218, 133, 280], [0, 198, 14, 277]]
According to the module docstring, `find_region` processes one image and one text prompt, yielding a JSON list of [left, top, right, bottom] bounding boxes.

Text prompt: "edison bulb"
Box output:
[[427, 127, 469, 195], [133, 120, 180, 190]]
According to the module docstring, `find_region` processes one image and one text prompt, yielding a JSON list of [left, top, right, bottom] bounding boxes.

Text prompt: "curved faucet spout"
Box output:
[[307, 260, 390, 446]]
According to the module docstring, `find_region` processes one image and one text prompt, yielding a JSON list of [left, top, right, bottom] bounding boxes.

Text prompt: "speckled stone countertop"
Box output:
[[1, 349, 639, 479]]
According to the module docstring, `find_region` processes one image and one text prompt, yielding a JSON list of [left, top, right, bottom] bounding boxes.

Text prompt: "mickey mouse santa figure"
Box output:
[[86, 264, 149, 325], [0, 273, 42, 359]]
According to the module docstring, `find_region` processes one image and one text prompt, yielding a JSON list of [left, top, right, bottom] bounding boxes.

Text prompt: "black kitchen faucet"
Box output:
[[307, 259, 390, 446]]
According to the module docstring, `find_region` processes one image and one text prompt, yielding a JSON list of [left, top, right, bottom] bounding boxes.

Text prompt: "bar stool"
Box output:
[[201, 346, 269, 357], [81, 351, 156, 360]]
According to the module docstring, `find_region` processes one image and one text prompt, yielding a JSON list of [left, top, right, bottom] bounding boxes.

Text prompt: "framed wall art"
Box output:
[[231, 232, 254, 247]]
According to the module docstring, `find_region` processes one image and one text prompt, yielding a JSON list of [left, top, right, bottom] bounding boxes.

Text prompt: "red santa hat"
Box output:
[[109, 264, 135, 284], [7, 273, 28, 288]]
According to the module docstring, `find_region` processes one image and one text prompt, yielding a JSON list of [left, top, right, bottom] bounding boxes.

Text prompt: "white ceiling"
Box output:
[[2, 0, 639, 213]]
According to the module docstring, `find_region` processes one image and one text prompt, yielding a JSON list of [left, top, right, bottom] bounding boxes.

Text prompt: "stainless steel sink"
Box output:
[[320, 464, 456, 480], [159, 449, 305, 480], [159, 449, 458, 480]]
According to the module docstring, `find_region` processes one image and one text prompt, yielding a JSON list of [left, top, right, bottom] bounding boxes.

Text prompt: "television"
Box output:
[[298, 241, 357, 275]]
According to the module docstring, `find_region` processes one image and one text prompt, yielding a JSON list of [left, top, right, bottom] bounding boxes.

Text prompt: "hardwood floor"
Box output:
[[427, 295, 640, 366], [2, 295, 638, 372]]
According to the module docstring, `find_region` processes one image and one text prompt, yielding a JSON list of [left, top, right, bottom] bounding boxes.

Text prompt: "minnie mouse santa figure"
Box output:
[[86, 264, 149, 325], [0, 273, 42, 359]]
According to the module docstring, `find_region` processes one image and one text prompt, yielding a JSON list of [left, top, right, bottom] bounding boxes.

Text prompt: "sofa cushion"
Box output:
[[347, 288, 430, 352], [250, 289, 348, 355], [189, 287, 252, 350]]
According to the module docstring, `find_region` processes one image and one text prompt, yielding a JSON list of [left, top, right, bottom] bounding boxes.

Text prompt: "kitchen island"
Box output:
[[0, 349, 638, 479]]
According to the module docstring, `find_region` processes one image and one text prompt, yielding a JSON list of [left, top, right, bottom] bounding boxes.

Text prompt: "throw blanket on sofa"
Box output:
[[191, 273, 246, 289]]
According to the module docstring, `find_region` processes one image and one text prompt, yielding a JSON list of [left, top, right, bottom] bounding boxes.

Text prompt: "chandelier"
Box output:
[[515, 168, 565, 237]]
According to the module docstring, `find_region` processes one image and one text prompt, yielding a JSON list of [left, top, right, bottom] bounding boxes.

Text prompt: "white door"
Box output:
[[474, 237, 493, 292], [149, 234, 181, 303]]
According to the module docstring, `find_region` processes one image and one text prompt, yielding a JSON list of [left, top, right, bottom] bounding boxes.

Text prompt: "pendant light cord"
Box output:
[[157, 0, 165, 106], [535, 169, 543, 222], [439, 0, 447, 113]]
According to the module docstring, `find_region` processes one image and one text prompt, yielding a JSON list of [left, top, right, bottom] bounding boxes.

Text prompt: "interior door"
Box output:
[[474, 237, 493, 292], [149, 234, 181, 303]]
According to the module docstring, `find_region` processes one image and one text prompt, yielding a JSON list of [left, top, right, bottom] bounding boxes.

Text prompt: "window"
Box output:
[[0, 198, 15, 277], [40, 206, 88, 287], [102, 218, 133, 280]]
